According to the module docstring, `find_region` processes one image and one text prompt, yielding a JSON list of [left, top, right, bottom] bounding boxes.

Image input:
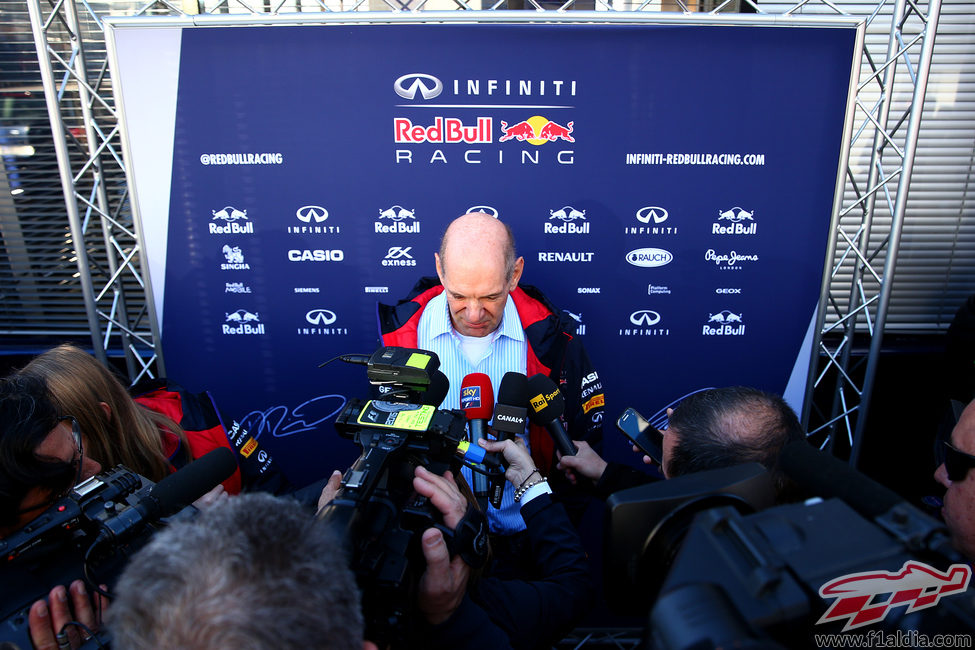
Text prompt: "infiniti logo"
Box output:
[[306, 309, 337, 326], [636, 206, 668, 224], [296, 206, 328, 223], [467, 205, 499, 218], [630, 310, 661, 326], [394, 73, 443, 100]]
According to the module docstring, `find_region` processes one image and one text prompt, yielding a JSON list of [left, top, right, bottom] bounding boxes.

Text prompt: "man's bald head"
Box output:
[[438, 212, 518, 284], [434, 213, 523, 338]]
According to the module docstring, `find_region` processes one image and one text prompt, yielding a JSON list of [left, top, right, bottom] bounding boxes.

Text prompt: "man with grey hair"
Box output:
[[107, 493, 368, 650], [378, 212, 605, 569]]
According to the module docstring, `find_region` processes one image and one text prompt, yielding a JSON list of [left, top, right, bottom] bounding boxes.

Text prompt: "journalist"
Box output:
[[0, 374, 106, 650], [318, 437, 591, 650], [107, 493, 371, 650], [558, 386, 805, 501], [934, 398, 975, 560]]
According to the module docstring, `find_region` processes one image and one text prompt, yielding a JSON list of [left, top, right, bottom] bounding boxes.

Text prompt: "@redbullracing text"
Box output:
[[625, 152, 765, 166]]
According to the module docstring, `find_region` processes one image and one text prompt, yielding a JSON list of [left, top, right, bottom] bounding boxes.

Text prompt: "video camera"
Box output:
[[0, 447, 235, 649], [318, 346, 497, 647], [604, 443, 975, 648]]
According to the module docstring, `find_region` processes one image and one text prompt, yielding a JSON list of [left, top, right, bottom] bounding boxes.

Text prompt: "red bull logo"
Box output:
[[499, 116, 575, 144], [817, 561, 971, 631], [394, 117, 492, 144]]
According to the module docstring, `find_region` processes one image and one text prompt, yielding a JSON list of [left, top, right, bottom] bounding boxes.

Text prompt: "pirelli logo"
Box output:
[[583, 393, 605, 414], [240, 437, 259, 458]]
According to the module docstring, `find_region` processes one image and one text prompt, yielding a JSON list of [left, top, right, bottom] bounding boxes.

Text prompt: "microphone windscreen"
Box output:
[[150, 447, 237, 515], [497, 371, 530, 407], [460, 372, 494, 420], [421, 370, 450, 406], [526, 374, 565, 423]]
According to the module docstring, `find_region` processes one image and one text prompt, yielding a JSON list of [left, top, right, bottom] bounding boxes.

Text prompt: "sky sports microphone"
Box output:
[[492, 371, 530, 441], [527, 374, 577, 457], [461, 373, 494, 506]]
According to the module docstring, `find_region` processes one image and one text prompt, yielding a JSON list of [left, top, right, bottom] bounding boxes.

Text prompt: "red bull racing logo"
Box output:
[[817, 561, 971, 631]]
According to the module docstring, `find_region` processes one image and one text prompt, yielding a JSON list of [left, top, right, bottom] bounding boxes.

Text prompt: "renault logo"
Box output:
[[394, 73, 443, 100], [306, 309, 337, 325], [296, 206, 328, 223], [630, 310, 661, 326]]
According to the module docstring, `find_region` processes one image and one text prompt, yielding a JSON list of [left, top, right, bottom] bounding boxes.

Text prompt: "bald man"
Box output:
[[378, 213, 604, 557], [935, 399, 975, 560]]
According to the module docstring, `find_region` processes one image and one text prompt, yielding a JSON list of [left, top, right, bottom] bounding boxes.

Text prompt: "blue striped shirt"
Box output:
[[417, 291, 529, 534]]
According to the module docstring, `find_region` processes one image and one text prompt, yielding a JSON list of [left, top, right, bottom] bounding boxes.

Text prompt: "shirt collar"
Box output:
[[424, 291, 524, 343]]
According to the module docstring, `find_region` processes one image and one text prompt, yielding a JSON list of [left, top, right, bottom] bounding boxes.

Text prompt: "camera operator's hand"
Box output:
[[413, 466, 466, 528], [478, 437, 536, 487], [417, 527, 470, 625], [316, 470, 343, 514], [556, 440, 607, 485], [413, 467, 472, 625], [28, 580, 108, 650]]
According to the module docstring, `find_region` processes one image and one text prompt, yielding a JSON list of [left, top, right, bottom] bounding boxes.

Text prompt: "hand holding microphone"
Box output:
[[460, 373, 494, 507], [526, 374, 577, 457]]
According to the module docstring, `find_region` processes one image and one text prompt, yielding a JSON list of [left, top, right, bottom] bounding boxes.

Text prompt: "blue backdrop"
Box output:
[[115, 20, 858, 485]]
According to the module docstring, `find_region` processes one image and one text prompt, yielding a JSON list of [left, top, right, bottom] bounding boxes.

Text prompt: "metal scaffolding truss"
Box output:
[[24, 0, 941, 461]]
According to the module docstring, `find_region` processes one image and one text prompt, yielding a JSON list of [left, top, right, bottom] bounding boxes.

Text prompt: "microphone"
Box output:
[[421, 370, 450, 406], [98, 447, 237, 543], [492, 372, 530, 441], [461, 373, 494, 507], [527, 374, 577, 457], [488, 372, 529, 507]]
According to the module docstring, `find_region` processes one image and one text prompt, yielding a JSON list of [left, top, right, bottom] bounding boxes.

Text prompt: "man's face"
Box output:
[[436, 253, 523, 338], [935, 401, 975, 560], [12, 420, 102, 530]]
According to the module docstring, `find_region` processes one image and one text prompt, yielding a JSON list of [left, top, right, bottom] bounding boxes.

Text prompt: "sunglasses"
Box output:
[[944, 441, 975, 483], [15, 416, 84, 515]]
